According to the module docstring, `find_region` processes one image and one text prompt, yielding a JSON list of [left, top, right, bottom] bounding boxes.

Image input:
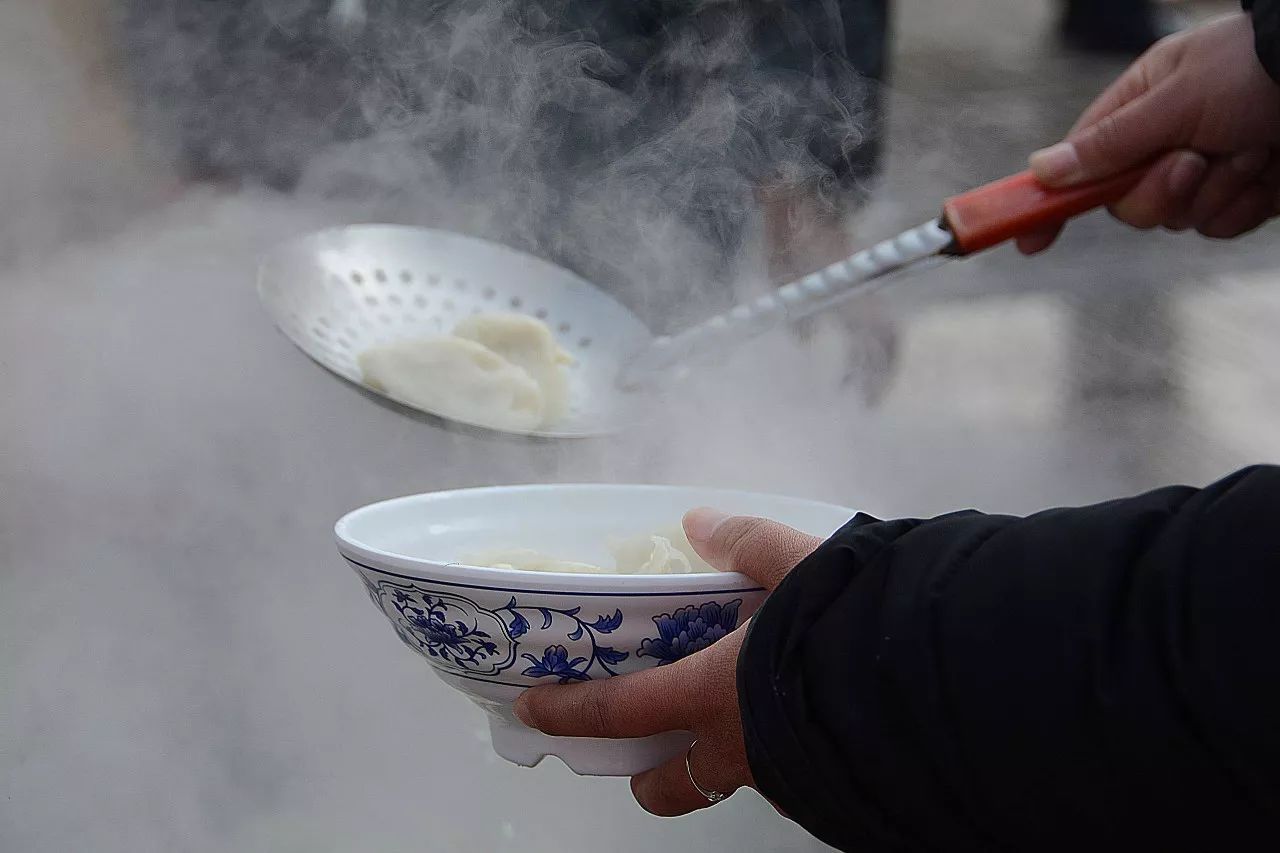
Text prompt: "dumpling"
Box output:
[[358, 335, 544, 431], [615, 536, 692, 574], [463, 526, 718, 576], [453, 313, 574, 423], [358, 313, 574, 431], [462, 548, 605, 574], [652, 525, 715, 573], [453, 313, 574, 424], [609, 526, 715, 574]]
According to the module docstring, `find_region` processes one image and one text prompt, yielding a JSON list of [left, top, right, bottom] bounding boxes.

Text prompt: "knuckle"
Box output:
[[713, 517, 818, 586], [579, 688, 614, 737], [718, 516, 766, 569], [1087, 114, 1128, 163]]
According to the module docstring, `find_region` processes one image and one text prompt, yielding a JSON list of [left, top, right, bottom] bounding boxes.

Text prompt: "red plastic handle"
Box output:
[[942, 167, 1145, 255]]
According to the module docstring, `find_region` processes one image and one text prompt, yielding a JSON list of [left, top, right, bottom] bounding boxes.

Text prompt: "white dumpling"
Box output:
[[358, 335, 544, 431], [609, 527, 716, 574], [461, 525, 717, 576], [653, 525, 716, 573], [462, 548, 605, 574], [453, 313, 574, 424]]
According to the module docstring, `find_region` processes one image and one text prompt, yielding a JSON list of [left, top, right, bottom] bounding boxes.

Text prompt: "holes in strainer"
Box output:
[[482, 287, 496, 300], [378, 313, 393, 325], [364, 295, 379, 308], [413, 295, 428, 309], [312, 327, 330, 341], [343, 326, 359, 340], [316, 316, 332, 328], [454, 278, 468, 291], [578, 337, 592, 349], [374, 269, 387, 283], [335, 337, 352, 350], [350, 271, 365, 285], [510, 296, 523, 309], [558, 322, 571, 334], [388, 293, 403, 306], [427, 274, 441, 287], [443, 298, 456, 311], [399, 270, 413, 284], [534, 308, 548, 320]]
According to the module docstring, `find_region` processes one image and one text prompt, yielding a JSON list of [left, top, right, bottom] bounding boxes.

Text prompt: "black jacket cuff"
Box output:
[[1245, 0, 1280, 83]]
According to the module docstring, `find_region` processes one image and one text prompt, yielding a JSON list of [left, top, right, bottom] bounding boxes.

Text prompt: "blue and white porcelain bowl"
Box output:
[[335, 484, 855, 776]]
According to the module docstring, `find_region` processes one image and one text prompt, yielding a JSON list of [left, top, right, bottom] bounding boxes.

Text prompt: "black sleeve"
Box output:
[[738, 466, 1280, 853], [1245, 0, 1280, 83]]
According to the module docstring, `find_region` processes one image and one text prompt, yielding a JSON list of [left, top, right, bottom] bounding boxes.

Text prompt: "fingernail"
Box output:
[[1168, 152, 1207, 198], [683, 507, 731, 545], [513, 693, 534, 727], [1029, 142, 1083, 185], [1231, 149, 1269, 175]]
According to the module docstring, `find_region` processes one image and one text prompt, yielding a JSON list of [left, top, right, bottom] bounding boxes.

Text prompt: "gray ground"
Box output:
[[3, 1, 1278, 851]]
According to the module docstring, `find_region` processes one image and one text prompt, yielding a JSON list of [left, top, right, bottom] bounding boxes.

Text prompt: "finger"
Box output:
[[514, 658, 695, 739], [683, 509, 822, 589], [1030, 78, 1196, 186], [1199, 184, 1277, 239], [1015, 224, 1064, 255], [1069, 60, 1155, 135], [631, 735, 750, 817], [1108, 150, 1207, 229], [1173, 149, 1270, 230]]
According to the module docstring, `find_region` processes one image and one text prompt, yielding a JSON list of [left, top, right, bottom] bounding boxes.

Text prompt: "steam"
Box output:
[[118, 0, 880, 330], [4, 1, 887, 851], [12, 1, 1249, 852]]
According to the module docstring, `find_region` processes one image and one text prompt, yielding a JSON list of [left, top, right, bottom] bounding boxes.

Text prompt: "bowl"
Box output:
[[334, 484, 856, 776]]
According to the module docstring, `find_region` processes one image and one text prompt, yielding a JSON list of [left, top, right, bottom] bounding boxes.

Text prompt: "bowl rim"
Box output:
[[334, 483, 856, 594]]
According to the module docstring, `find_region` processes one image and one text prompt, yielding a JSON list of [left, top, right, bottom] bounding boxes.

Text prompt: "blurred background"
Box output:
[[3, 0, 1278, 851]]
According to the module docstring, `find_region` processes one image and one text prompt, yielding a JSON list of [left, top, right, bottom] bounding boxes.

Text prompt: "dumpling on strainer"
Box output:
[[358, 335, 544, 431], [454, 313, 574, 424]]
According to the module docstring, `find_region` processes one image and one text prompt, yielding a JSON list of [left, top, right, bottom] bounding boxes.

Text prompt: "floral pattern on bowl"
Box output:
[[360, 569, 745, 686], [636, 600, 743, 665]]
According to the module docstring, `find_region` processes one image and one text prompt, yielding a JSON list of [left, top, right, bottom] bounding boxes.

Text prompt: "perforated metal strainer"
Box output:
[[258, 224, 653, 438], [259, 169, 1141, 438]]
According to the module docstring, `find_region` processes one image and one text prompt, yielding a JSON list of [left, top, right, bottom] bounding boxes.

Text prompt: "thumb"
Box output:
[[1030, 78, 1194, 186], [682, 509, 822, 590]]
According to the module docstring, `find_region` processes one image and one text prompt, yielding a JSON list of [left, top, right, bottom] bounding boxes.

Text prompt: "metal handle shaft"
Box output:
[[620, 220, 952, 387]]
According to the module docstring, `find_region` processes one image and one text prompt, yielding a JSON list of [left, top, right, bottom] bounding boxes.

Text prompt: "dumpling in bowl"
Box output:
[[461, 548, 604, 574], [358, 335, 544, 431], [463, 526, 717, 575], [609, 526, 716, 574]]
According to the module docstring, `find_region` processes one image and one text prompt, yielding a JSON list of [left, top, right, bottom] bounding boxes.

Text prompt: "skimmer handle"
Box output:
[[942, 167, 1145, 255], [620, 220, 952, 387]]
